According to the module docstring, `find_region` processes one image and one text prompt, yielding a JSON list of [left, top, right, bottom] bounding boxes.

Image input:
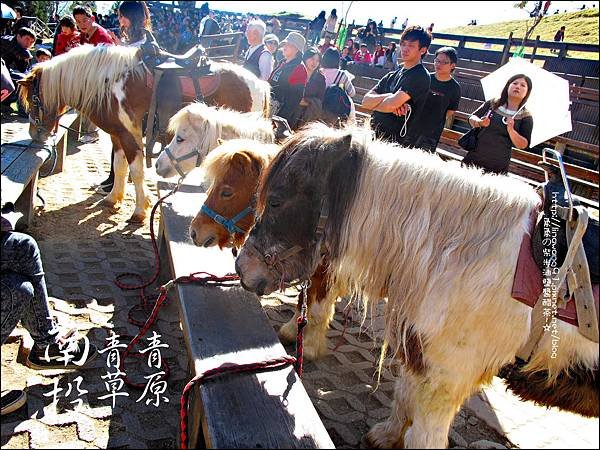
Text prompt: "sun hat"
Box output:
[[263, 33, 280, 45], [281, 31, 305, 53]]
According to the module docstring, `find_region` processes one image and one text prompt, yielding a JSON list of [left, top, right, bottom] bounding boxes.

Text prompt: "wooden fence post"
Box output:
[[530, 35, 540, 62], [501, 31, 513, 65]]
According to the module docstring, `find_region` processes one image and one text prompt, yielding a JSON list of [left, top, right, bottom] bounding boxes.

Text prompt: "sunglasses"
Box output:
[[433, 58, 453, 65]]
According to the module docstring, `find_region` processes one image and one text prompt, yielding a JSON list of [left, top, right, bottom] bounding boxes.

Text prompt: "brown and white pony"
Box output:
[[155, 103, 275, 178], [188, 139, 340, 359], [18, 44, 270, 222], [235, 124, 599, 448]]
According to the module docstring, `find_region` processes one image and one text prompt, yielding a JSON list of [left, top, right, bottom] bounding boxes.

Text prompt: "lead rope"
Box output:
[[115, 179, 185, 388]]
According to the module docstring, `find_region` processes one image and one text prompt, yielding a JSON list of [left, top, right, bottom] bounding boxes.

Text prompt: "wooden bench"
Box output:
[[0, 112, 79, 229], [156, 178, 334, 449]]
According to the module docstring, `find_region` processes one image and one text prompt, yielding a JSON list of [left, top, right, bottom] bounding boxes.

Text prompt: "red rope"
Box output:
[[114, 187, 179, 325], [295, 290, 308, 377], [179, 356, 297, 449]]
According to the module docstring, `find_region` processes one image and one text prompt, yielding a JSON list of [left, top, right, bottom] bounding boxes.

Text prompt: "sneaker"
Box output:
[[1, 390, 27, 416], [95, 182, 113, 195], [99, 175, 114, 187], [78, 132, 99, 144], [26, 335, 99, 370]]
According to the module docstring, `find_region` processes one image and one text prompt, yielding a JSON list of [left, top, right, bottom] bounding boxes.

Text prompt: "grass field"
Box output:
[[440, 8, 599, 60]]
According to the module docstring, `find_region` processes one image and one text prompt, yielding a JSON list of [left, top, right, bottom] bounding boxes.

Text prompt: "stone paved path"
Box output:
[[1, 118, 596, 449]]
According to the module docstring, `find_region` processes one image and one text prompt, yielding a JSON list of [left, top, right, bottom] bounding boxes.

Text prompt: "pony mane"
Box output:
[[256, 122, 371, 218], [167, 102, 274, 150], [329, 132, 541, 364], [201, 139, 279, 185], [25, 44, 143, 117]]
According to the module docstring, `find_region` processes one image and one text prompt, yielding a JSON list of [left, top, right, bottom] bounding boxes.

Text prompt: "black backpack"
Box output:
[[323, 71, 352, 119]]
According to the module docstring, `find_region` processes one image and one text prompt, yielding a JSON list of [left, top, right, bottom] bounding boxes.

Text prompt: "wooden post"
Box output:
[[530, 35, 540, 62], [501, 31, 513, 65], [458, 35, 466, 49], [558, 42, 568, 59]]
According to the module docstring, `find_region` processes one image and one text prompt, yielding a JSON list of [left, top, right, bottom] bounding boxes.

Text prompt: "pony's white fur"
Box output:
[[35, 44, 143, 118], [155, 103, 275, 178], [325, 135, 598, 447], [211, 62, 271, 116]]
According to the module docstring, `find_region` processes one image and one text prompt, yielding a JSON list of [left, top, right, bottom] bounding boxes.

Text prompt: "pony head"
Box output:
[[19, 65, 67, 142], [189, 139, 279, 249], [155, 103, 274, 178], [235, 123, 364, 296]]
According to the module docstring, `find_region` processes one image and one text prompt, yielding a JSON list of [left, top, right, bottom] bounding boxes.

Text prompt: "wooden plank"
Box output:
[[1, 145, 48, 206], [157, 179, 334, 449]]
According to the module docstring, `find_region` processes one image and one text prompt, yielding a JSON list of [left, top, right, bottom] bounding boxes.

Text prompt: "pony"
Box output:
[[189, 138, 340, 359], [235, 123, 599, 448], [155, 103, 275, 179], [18, 44, 270, 223]]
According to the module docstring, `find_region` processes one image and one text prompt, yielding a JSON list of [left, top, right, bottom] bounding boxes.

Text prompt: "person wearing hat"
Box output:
[[264, 33, 283, 65], [411, 46, 461, 152], [268, 31, 307, 128], [243, 19, 273, 80]]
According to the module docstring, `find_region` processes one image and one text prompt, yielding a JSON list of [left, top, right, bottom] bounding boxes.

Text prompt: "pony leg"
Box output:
[[279, 267, 336, 360], [114, 128, 151, 223], [365, 365, 416, 448], [127, 151, 151, 223], [101, 148, 127, 209], [279, 286, 337, 360]]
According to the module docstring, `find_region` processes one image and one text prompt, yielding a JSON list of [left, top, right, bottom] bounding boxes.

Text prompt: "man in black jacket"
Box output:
[[1, 27, 36, 115]]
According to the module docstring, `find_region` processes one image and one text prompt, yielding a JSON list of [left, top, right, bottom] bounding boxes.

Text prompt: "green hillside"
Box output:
[[441, 8, 598, 44]]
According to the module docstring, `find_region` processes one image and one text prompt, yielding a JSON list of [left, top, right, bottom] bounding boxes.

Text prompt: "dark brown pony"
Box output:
[[189, 139, 340, 359], [18, 44, 270, 223], [236, 123, 598, 447]]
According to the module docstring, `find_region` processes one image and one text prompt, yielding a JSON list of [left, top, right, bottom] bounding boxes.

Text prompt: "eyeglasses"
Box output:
[[433, 58, 452, 65]]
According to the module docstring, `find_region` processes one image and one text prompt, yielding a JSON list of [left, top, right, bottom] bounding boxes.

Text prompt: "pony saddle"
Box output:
[[140, 30, 209, 73], [531, 168, 599, 284]]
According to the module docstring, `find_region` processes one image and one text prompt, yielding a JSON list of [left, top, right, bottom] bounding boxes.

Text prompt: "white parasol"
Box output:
[[480, 58, 572, 147]]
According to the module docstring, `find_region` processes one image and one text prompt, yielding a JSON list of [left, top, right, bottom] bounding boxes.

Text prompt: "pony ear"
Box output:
[[315, 132, 353, 180]]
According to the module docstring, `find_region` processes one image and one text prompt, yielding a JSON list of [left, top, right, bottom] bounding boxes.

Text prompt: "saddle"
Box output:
[[139, 31, 217, 168], [514, 149, 599, 361], [532, 166, 599, 284]]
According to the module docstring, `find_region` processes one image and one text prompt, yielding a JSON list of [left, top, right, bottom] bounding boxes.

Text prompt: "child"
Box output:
[[54, 15, 81, 56], [35, 48, 51, 64]]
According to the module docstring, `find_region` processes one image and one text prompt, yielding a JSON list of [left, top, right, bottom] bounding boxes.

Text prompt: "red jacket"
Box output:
[[54, 31, 81, 56], [81, 24, 114, 46]]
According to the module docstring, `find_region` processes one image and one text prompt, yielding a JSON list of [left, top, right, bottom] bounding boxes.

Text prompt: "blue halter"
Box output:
[[200, 204, 254, 235]]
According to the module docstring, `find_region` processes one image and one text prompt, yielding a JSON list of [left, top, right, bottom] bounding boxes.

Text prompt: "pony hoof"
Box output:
[[364, 422, 402, 449], [99, 197, 120, 209], [127, 213, 146, 224]]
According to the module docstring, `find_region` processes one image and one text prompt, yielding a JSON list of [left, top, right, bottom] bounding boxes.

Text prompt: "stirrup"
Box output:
[[540, 148, 574, 221]]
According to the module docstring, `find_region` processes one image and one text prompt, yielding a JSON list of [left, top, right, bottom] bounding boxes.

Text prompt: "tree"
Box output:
[[515, 1, 550, 46]]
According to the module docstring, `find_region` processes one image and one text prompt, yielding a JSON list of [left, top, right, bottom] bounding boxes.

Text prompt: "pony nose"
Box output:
[[190, 229, 197, 242]]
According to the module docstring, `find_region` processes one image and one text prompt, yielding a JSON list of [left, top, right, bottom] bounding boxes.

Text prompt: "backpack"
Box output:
[[323, 71, 352, 119]]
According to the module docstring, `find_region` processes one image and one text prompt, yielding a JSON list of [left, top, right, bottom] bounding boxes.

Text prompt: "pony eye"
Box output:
[[176, 136, 185, 143], [221, 190, 233, 198], [268, 198, 282, 208]]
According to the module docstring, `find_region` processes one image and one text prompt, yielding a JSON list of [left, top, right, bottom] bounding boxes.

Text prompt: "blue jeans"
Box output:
[[1, 231, 59, 345]]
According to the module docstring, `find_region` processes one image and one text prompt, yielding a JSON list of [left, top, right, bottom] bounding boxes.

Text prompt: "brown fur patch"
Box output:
[[500, 363, 599, 417], [206, 70, 253, 112]]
